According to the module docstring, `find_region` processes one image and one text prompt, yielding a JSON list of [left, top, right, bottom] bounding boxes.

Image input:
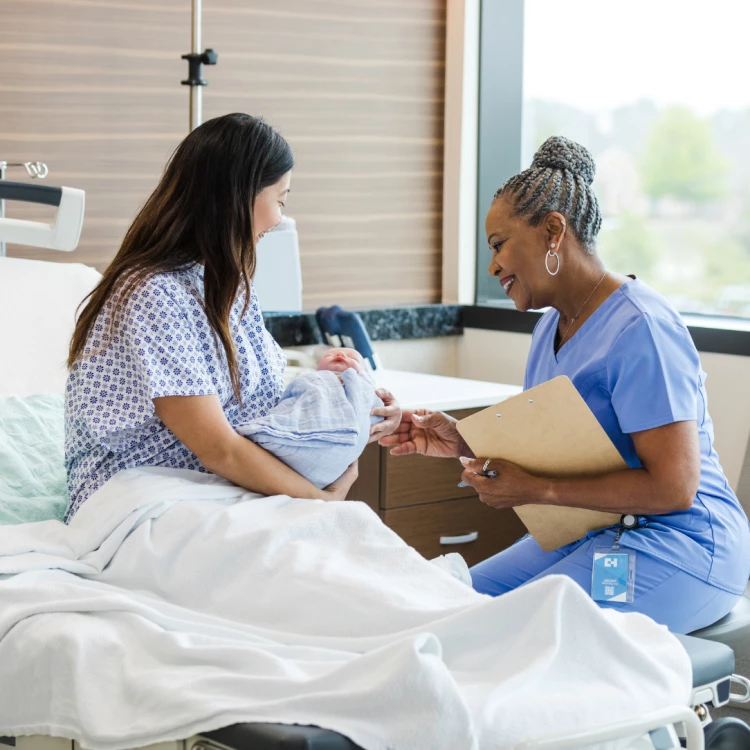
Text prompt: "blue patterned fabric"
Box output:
[[64, 264, 286, 521], [237, 368, 384, 488]]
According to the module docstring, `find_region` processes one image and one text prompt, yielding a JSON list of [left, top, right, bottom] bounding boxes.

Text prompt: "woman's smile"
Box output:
[[500, 274, 516, 295]]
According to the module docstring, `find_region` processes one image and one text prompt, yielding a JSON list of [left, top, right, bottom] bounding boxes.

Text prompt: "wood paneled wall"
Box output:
[[0, 0, 446, 307]]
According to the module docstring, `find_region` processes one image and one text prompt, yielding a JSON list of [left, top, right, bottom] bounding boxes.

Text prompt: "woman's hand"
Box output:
[[459, 457, 544, 508], [368, 388, 402, 444], [379, 409, 473, 459], [321, 461, 359, 501]]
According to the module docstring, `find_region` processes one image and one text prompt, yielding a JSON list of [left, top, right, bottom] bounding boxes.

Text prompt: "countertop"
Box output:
[[265, 305, 462, 347]]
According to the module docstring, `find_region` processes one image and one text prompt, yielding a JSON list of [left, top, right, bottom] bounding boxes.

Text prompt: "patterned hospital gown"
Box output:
[[64, 264, 286, 521]]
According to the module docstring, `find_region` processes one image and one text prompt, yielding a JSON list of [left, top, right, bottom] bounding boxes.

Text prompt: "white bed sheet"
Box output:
[[0, 468, 692, 750]]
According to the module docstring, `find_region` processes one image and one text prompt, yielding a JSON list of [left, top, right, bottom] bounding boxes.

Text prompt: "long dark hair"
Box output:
[[68, 113, 294, 402]]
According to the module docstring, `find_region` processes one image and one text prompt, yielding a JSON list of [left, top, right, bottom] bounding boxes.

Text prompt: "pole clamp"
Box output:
[[181, 48, 218, 87]]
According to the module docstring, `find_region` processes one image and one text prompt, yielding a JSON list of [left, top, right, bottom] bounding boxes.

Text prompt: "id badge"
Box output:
[[592, 547, 636, 603]]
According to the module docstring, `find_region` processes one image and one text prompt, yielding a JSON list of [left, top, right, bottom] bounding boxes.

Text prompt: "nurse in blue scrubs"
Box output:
[[382, 136, 750, 634]]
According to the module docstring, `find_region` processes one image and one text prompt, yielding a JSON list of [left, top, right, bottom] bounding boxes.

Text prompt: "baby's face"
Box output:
[[317, 347, 365, 374]]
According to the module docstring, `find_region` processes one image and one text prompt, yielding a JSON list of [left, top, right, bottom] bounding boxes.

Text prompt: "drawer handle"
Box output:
[[440, 531, 478, 545]]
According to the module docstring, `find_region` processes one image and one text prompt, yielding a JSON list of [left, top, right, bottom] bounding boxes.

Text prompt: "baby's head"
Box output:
[[317, 347, 366, 374]]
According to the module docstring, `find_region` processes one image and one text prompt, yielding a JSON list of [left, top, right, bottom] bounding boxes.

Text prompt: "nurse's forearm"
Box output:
[[539, 420, 699, 515], [206, 433, 330, 500], [540, 468, 694, 515]]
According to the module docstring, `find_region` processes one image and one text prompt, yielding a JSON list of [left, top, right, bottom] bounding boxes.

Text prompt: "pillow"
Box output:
[[0, 394, 67, 524], [0, 256, 101, 397]]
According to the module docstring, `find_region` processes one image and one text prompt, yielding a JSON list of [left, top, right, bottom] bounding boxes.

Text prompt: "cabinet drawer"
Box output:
[[382, 496, 527, 568], [380, 407, 482, 510], [382, 452, 473, 508]]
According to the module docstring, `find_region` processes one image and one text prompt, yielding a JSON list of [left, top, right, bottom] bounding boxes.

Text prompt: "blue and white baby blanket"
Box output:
[[236, 368, 384, 488]]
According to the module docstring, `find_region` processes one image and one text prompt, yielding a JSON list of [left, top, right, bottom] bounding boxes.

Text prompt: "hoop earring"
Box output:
[[545, 249, 561, 276]]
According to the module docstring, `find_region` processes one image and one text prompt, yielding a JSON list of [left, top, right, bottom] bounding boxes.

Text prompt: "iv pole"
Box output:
[[182, 0, 218, 131]]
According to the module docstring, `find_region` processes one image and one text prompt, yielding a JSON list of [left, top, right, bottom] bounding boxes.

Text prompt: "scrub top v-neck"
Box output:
[[549, 280, 624, 365], [524, 278, 750, 595]]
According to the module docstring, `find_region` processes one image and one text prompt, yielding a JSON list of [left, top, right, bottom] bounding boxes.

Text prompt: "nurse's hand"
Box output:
[[369, 388, 402, 444], [459, 457, 543, 508], [322, 461, 359, 501], [379, 409, 473, 459]]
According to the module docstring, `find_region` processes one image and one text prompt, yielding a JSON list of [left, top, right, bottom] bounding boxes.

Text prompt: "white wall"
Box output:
[[456, 329, 531, 387], [375, 337, 459, 378], [698, 351, 750, 491], [455, 328, 750, 492], [289, 338, 460, 378]]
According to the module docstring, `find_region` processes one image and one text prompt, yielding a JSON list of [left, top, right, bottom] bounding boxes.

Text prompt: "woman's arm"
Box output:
[[461, 420, 700, 515], [154, 395, 357, 501]]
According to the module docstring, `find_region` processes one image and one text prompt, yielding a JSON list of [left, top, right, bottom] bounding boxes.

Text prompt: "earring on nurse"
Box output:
[[546, 244, 561, 276]]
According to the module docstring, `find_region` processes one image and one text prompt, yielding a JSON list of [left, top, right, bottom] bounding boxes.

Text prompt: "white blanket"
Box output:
[[0, 468, 691, 750]]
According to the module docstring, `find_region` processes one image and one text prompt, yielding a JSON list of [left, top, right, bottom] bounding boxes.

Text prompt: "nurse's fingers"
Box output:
[[387, 440, 418, 456], [378, 428, 412, 447], [459, 469, 479, 490], [460, 467, 503, 494], [459, 457, 496, 475], [378, 421, 412, 441]]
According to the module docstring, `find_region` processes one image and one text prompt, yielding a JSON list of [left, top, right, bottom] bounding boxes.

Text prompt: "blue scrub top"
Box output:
[[525, 279, 750, 595]]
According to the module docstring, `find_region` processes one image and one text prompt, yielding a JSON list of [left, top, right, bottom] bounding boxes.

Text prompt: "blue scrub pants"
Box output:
[[470, 530, 741, 634]]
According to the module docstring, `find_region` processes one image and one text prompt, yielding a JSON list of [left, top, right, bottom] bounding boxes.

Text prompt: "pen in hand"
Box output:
[[458, 469, 497, 488]]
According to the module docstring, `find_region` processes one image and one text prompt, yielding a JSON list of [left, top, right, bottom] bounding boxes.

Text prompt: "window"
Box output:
[[476, 0, 750, 320]]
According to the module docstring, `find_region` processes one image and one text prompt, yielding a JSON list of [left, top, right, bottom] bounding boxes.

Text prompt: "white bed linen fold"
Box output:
[[0, 468, 691, 750]]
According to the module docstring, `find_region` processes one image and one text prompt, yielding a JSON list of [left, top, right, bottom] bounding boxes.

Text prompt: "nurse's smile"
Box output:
[[500, 275, 515, 295]]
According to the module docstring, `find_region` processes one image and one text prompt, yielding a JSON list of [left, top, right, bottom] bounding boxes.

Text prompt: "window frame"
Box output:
[[474, 0, 524, 305]]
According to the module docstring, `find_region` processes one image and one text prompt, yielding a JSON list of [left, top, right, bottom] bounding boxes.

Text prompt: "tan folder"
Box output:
[[456, 376, 627, 552]]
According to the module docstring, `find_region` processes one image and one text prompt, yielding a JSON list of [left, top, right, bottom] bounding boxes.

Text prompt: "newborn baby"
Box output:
[[236, 348, 384, 488]]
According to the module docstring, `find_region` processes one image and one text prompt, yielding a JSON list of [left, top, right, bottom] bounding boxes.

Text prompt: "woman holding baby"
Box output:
[[63, 113, 401, 523]]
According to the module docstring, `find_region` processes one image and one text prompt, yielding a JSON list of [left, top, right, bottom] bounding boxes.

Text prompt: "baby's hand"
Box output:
[[369, 388, 401, 443]]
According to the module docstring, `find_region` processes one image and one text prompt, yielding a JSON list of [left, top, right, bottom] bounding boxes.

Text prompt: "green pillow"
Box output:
[[0, 394, 68, 524]]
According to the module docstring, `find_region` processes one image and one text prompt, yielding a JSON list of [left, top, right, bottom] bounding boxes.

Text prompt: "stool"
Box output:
[[691, 596, 750, 658]]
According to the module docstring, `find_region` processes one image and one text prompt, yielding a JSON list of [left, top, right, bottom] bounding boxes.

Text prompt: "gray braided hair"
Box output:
[[495, 136, 602, 254]]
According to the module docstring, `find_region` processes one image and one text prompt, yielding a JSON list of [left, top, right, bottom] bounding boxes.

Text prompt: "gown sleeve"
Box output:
[[76, 277, 217, 451]]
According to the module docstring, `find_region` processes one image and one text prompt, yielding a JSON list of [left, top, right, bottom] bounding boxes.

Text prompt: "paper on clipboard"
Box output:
[[456, 376, 627, 552]]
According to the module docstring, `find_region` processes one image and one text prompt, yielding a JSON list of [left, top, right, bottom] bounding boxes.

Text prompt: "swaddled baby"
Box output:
[[236, 348, 384, 488]]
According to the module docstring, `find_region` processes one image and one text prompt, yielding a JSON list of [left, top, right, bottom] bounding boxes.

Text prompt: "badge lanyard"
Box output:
[[591, 514, 638, 604]]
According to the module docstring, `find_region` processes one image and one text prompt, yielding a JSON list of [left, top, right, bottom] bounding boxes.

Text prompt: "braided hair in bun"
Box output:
[[495, 136, 602, 253]]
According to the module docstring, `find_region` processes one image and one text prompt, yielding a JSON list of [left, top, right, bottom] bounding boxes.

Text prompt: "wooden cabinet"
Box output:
[[348, 408, 527, 567], [381, 450, 477, 509], [382, 497, 525, 567]]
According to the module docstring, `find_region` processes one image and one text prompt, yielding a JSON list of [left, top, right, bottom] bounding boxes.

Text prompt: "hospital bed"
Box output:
[[2, 181, 750, 749]]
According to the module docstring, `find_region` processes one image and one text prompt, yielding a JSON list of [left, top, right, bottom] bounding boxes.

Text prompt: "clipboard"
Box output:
[[456, 376, 627, 552]]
